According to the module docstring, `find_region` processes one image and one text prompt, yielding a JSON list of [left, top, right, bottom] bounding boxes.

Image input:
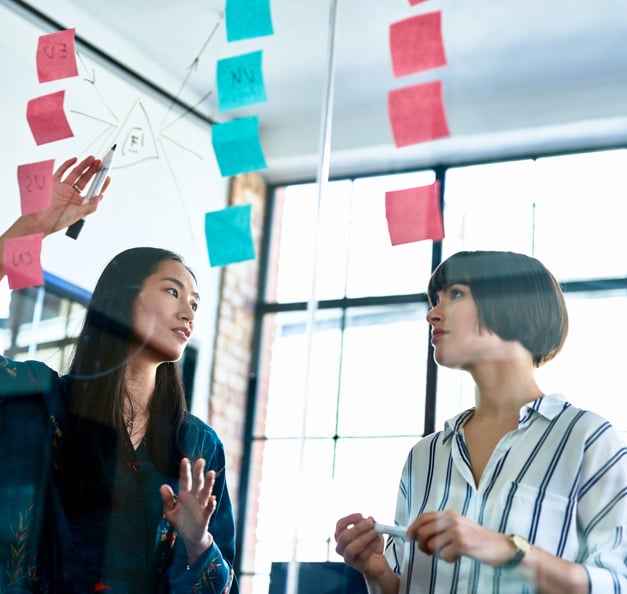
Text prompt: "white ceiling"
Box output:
[[5, 0, 627, 182]]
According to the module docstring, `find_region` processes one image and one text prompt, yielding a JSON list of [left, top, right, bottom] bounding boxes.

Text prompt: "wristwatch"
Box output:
[[502, 534, 531, 568]]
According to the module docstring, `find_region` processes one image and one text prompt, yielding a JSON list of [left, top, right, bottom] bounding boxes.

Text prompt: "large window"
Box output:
[[238, 148, 627, 593]]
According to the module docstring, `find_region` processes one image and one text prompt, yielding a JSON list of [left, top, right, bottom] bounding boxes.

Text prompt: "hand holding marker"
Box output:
[[374, 522, 408, 540], [66, 144, 116, 239]]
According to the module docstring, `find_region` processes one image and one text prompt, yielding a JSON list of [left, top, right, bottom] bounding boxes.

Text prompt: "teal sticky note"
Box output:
[[211, 116, 267, 177], [225, 0, 273, 42], [217, 50, 267, 112], [205, 204, 256, 267]]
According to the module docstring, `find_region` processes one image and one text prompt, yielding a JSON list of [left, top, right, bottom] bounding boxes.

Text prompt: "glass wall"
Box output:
[[239, 148, 627, 593]]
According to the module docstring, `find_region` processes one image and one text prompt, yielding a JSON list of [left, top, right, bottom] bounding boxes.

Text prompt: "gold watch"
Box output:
[[502, 534, 531, 568]]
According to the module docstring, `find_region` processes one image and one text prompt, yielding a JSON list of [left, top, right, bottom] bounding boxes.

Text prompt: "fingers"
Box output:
[[159, 484, 176, 513]]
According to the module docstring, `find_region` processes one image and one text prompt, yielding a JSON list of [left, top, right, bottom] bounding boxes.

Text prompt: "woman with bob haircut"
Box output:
[[0, 155, 235, 593], [335, 250, 627, 593]]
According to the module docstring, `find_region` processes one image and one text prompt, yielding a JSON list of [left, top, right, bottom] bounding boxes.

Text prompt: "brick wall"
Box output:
[[207, 172, 266, 516]]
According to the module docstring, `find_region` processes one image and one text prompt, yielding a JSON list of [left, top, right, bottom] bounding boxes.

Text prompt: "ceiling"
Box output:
[[5, 0, 627, 182]]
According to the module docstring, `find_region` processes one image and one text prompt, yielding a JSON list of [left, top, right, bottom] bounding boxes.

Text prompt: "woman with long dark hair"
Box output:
[[0, 156, 235, 593]]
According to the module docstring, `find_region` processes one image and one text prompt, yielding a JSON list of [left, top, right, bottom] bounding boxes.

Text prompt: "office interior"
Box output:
[[1, 0, 627, 592]]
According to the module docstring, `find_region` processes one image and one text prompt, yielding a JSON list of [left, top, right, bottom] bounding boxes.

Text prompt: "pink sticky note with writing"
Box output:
[[389, 12, 447, 77], [17, 160, 55, 215], [388, 81, 450, 147], [2, 234, 45, 290], [386, 182, 444, 245], [36, 28, 79, 83], [26, 90, 74, 145]]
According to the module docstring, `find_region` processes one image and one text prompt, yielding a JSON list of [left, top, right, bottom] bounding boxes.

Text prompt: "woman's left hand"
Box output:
[[160, 457, 217, 564], [408, 510, 514, 567]]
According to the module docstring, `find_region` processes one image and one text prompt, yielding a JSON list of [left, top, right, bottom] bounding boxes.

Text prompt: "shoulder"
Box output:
[[0, 355, 60, 396], [179, 413, 225, 459]]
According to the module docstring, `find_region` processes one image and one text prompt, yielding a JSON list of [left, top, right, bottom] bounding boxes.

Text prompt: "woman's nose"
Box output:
[[426, 305, 441, 324]]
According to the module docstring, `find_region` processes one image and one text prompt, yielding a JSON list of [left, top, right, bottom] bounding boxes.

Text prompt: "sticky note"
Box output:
[[212, 116, 267, 177], [389, 12, 447, 78], [26, 90, 74, 145], [388, 81, 450, 147], [217, 50, 267, 112], [36, 28, 79, 83], [205, 204, 256, 267], [225, 0, 273, 41], [385, 182, 444, 245], [408, 0, 430, 4], [2, 234, 44, 290], [17, 160, 55, 215]]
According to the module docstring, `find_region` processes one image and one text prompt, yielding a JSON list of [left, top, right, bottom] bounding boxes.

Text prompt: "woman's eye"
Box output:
[[450, 288, 464, 299], [191, 303, 198, 312], [167, 287, 179, 298]]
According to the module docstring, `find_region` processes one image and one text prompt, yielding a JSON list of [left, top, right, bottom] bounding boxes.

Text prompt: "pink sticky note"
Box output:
[[26, 91, 74, 145], [36, 28, 79, 83], [2, 234, 44, 290], [408, 0, 430, 4], [389, 12, 447, 78], [388, 81, 450, 147], [17, 160, 55, 215], [385, 182, 444, 245]]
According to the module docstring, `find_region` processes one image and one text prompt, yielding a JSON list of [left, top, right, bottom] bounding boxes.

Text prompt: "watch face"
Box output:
[[511, 534, 531, 554]]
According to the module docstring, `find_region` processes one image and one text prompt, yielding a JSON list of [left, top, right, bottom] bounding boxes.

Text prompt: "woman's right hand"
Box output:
[[334, 513, 388, 579], [28, 155, 110, 236]]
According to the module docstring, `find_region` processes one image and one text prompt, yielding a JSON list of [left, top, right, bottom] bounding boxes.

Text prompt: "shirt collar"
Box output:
[[442, 393, 569, 442]]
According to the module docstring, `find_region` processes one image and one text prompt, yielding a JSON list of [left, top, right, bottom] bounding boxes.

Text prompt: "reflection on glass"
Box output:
[[337, 304, 429, 436], [269, 170, 436, 303]]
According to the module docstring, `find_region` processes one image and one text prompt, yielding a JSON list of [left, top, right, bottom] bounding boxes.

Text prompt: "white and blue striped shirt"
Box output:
[[385, 393, 627, 593]]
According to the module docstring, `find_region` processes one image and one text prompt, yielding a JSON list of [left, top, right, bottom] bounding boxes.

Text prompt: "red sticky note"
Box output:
[[385, 182, 444, 245], [36, 28, 79, 83], [17, 160, 55, 215], [2, 234, 45, 290], [388, 81, 450, 147], [26, 91, 74, 145], [389, 12, 447, 78]]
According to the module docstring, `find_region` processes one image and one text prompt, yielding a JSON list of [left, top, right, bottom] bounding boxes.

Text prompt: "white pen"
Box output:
[[66, 144, 116, 239], [374, 522, 408, 540]]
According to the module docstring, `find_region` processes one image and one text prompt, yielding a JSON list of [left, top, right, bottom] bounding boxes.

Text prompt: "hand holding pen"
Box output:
[[66, 144, 115, 239]]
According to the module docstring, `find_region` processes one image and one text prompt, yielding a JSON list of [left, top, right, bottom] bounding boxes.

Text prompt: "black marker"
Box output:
[[66, 144, 116, 239]]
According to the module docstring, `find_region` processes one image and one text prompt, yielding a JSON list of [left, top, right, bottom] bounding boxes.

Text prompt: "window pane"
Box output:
[[337, 304, 429, 436], [269, 181, 352, 302], [241, 439, 336, 575], [346, 171, 436, 297], [255, 310, 343, 438], [535, 289, 627, 437], [331, 436, 419, 545], [442, 159, 536, 257], [533, 150, 627, 280]]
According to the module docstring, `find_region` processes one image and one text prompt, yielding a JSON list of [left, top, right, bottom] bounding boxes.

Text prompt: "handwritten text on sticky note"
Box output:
[[17, 160, 55, 215], [217, 50, 267, 112], [36, 28, 79, 83], [2, 234, 45, 290]]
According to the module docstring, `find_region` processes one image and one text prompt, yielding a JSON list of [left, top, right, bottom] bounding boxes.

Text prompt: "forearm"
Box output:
[[365, 567, 400, 594], [522, 545, 588, 594]]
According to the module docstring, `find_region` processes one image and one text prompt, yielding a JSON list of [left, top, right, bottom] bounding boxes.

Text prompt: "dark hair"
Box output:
[[62, 247, 195, 508], [427, 251, 568, 367]]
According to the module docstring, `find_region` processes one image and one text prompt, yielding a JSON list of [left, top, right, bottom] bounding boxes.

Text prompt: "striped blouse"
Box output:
[[384, 393, 627, 593]]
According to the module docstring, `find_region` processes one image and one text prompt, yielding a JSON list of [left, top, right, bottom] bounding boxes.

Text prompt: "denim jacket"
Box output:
[[0, 356, 235, 593]]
